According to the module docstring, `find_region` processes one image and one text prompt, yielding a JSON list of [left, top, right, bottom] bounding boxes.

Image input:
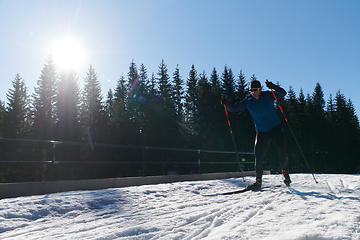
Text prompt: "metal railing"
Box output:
[[0, 138, 255, 181]]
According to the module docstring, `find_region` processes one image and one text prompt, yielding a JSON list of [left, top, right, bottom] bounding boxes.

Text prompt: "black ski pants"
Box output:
[[254, 124, 289, 179]]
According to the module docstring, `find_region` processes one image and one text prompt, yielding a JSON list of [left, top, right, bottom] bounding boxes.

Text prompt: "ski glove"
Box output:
[[220, 96, 228, 105], [265, 81, 278, 89]]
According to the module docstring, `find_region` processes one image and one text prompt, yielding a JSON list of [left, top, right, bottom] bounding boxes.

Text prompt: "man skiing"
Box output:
[[221, 80, 291, 190]]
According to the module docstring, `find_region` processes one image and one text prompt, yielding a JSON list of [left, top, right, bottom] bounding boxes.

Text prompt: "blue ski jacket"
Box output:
[[226, 87, 287, 132]]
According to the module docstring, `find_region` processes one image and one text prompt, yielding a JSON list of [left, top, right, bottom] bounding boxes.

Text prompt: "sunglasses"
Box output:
[[250, 88, 261, 92]]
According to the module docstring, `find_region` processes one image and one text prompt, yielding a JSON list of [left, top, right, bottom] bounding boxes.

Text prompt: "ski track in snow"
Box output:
[[0, 174, 359, 239]]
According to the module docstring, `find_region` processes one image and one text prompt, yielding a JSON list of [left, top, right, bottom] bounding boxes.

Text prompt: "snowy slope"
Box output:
[[0, 174, 359, 239]]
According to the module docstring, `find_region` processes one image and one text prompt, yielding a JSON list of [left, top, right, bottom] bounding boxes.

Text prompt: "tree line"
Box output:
[[0, 54, 359, 182]]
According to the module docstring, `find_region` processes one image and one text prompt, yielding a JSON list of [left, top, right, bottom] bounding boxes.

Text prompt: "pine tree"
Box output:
[[281, 86, 302, 172], [221, 65, 236, 102], [126, 60, 138, 91], [135, 64, 150, 146], [185, 64, 198, 127], [126, 61, 141, 123], [111, 75, 129, 144], [55, 69, 81, 180], [312, 83, 325, 113], [221, 66, 243, 158], [31, 54, 57, 140], [209, 68, 228, 150], [142, 73, 158, 146], [148, 73, 158, 96], [284, 86, 300, 132], [79, 65, 107, 179], [0, 101, 5, 138], [0, 100, 9, 182], [56, 70, 80, 141], [210, 68, 221, 98], [171, 65, 186, 148], [347, 98, 360, 130], [155, 59, 176, 147], [298, 88, 308, 136], [249, 74, 257, 83], [236, 70, 248, 101], [325, 93, 336, 130], [330, 91, 360, 173], [196, 71, 212, 149], [30, 53, 58, 181], [5, 73, 30, 138], [309, 83, 326, 172], [158, 60, 174, 112], [172, 65, 184, 119], [138, 63, 149, 111], [80, 65, 106, 143], [124, 61, 143, 144], [232, 70, 253, 152], [105, 89, 114, 121]]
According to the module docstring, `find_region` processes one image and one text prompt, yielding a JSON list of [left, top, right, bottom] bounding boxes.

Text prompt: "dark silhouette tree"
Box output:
[[30, 53, 57, 181], [185, 64, 198, 128], [55, 69, 81, 180], [5, 74, 30, 139], [80, 65, 106, 143], [31, 54, 57, 141], [56, 70, 80, 141]]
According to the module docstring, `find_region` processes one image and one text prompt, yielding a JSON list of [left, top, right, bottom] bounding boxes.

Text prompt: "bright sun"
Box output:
[[52, 37, 85, 70]]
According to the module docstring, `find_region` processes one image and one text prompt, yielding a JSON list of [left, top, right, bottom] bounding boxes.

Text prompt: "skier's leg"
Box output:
[[272, 126, 291, 184], [254, 131, 271, 180], [272, 127, 288, 171]]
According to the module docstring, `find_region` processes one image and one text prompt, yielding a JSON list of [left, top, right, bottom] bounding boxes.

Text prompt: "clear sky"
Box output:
[[0, 0, 359, 115]]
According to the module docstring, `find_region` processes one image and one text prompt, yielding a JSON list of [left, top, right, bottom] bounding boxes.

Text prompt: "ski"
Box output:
[[202, 188, 250, 197], [202, 185, 282, 197]]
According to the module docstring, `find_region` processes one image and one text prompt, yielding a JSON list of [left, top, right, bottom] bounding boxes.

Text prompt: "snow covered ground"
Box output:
[[0, 174, 359, 239]]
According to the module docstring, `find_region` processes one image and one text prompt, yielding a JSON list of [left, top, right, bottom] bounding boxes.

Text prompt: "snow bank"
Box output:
[[0, 174, 359, 239]]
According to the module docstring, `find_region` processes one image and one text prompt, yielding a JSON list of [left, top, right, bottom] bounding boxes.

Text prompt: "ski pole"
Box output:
[[266, 80, 318, 184], [221, 96, 246, 182]]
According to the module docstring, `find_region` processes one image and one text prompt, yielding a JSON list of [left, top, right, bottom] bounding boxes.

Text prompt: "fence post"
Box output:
[[142, 147, 146, 177], [51, 142, 57, 181], [198, 149, 201, 174]]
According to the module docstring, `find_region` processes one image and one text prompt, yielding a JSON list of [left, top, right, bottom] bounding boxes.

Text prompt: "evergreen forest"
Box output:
[[0, 54, 359, 183]]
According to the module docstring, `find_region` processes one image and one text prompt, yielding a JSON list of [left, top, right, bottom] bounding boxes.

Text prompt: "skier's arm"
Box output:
[[266, 80, 287, 100], [226, 98, 248, 112], [272, 86, 287, 99]]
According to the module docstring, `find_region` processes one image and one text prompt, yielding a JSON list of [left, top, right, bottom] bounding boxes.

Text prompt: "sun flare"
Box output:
[[52, 37, 85, 70]]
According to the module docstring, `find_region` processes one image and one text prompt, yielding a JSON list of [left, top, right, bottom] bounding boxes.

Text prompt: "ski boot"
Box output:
[[282, 170, 291, 186], [247, 178, 262, 191]]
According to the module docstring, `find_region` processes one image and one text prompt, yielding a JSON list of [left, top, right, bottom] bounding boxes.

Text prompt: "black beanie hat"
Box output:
[[250, 80, 261, 89]]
